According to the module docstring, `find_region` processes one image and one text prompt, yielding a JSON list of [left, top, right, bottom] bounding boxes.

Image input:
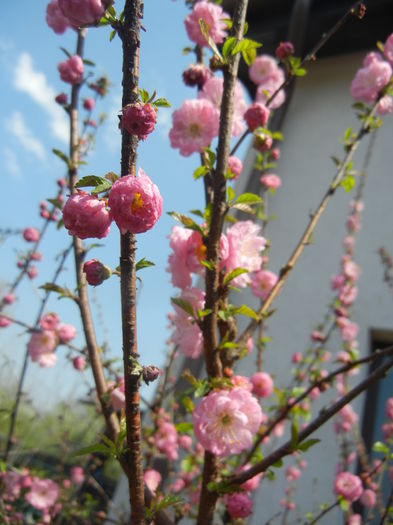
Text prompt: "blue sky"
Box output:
[[0, 1, 251, 409]]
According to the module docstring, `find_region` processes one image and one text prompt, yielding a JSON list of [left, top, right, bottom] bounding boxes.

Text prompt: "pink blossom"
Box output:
[[343, 236, 355, 252], [70, 466, 84, 485], [183, 63, 212, 89], [1, 471, 22, 500], [25, 478, 59, 511], [383, 422, 393, 441], [31, 251, 42, 261], [167, 227, 206, 289], [155, 420, 179, 460], [58, 0, 108, 27], [73, 356, 86, 371], [23, 227, 40, 242], [169, 99, 219, 156], [384, 33, 393, 65], [46, 0, 70, 34], [83, 97, 95, 111], [55, 92, 68, 105], [232, 375, 253, 391], [336, 317, 359, 342], [57, 323, 76, 343], [360, 489, 376, 508], [108, 169, 162, 234], [347, 214, 361, 233], [251, 371, 274, 397], [27, 266, 38, 280], [199, 77, 247, 136], [40, 313, 59, 331], [253, 132, 273, 152], [170, 287, 204, 359], [285, 465, 301, 482], [336, 404, 358, 433], [0, 316, 11, 328], [250, 270, 278, 300], [386, 397, 393, 420], [144, 469, 162, 492], [178, 434, 193, 450], [224, 221, 266, 287], [256, 82, 286, 109], [193, 387, 263, 457], [334, 471, 363, 502], [342, 260, 360, 281], [292, 352, 302, 364], [244, 102, 270, 131], [331, 273, 345, 291], [238, 464, 263, 492], [249, 55, 284, 86], [311, 330, 325, 342], [363, 52, 383, 67], [2, 294, 15, 305], [339, 285, 357, 306], [83, 259, 112, 286], [122, 102, 157, 140], [260, 173, 281, 190], [271, 147, 280, 160], [227, 156, 243, 179], [28, 331, 57, 368], [350, 60, 392, 103], [63, 191, 111, 239], [58, 55, 84, 85], [275, 41, 294, 60], [184, 1, 228, 47], [377, 95, 393, 115], [225, 492, 253, 519], [348, 514, 362, 525]]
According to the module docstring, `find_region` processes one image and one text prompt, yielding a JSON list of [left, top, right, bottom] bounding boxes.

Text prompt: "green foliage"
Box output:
[[75, 175, 112, 195], [135, 258, 155, 271], [171, 297, 196, 318]]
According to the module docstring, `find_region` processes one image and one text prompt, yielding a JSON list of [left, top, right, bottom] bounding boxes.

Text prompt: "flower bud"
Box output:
[[182, 64, 212, 89], [275, 41, 295, 60], [122, 102, 157, 141], [83, 259, 112, 286]]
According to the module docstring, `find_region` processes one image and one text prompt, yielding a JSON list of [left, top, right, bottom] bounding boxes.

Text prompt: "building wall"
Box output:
[[233, 51, 393, 523]]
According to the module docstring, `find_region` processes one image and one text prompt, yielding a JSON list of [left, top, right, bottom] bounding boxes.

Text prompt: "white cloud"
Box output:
[[104, 92, 122, 151], [5, 111, 47, 162], [156, 109, 171, 139], [13, 53, 68, 143], [4, 147, 23, 179]]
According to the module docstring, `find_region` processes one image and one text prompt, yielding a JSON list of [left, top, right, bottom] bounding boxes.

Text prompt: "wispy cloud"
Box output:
[[4, 147, 23, 179], [13, 53, 68, 143], [5, 112, 46, 162], [104, 92, 122, 151]]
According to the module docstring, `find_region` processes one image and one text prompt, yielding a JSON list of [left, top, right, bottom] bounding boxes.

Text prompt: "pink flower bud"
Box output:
[[182, 63, 212, 89], [57, 178, 67, 188], [58, 55, 84, 85], [108, 169, 162, 234], [178, 434, 193, 450], [253, 132, 273, 152], [70, 466, 84, 485], [275, 41, 295, 60], [46, 0, 70, 34], [31, 252, 42, 261], [271, 147, 281, 160], [260, 173, 281, 190], [334, 471, 363, 502], [226, 492, 253, 519], [73, 356, 86, 371], [251, 371, 274, 397], [227, 156, 243, 179], [244, 102, 270, 131], [62, 192, 111, 239], [83, 97, 95, 111], [23, 227, 40, 243], [360, 489, 376, 508], [55, 92, 68, 105], [0, 316, 11, 328], [83, 259, 112, 286], [58, 0, 109, 27], [122, 102, 157, 141], [27, 266, 38, 280], [57, 323, 76, 343], [3, 294, 15, 305]]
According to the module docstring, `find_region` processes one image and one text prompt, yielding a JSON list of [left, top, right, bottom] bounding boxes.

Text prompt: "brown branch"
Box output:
[[237, 101, 379, 346], [227, 353, 393, 488], [197, 1, 249, 523], [308, 501, 339, 525]]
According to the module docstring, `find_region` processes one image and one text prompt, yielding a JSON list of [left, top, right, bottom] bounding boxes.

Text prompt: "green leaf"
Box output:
[[47, 198, 63, 210], [105, 171, 118, 183], [171, 297, 195, 318], [207, 480, 243, 495], [73, 443, 112, 457], [109, 29, 116, 42], [234, 305, 259, 321], [232, 38, 261, 56], [373, 441, 389, 454], [198, 308, 212, 318], [201, 259, 214, 270], [272, 458, 283, 468], [60, 47, 71, 58], [135, 258, 155, 271], [52, 148, 69, 166], [83, 58, 95, 67], [175, 422, 194, 433], [198, 19, 223, 62], [181, 396, 194, 413], [340, 175, 356, 192], [234, 192, 262, 205], [227, 186, 235, 203], [182, 46, 193, 55], [154, 98, 171, 108], [222, 36, 236, 59], [297, 438, 320, 452], [204, 148, 216, 168], [190, 209, 204, 219], [193, 165, 210, 180], [242, 47, 257, 66], [139, 88, 149, 103], [232, 203, 255, 214], [223, 268, 248, 286], [294, 67, 306, 77], [290, 420, 299, 450], [167, 211, 203, 234], [180, 455, 195, 474], [75, 175, 112, 195]]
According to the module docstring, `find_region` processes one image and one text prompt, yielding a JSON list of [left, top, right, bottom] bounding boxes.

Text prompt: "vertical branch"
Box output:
[[68, 31, 120, 444], [198, 2, 249, 524], [118, 2, 145, 524]]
